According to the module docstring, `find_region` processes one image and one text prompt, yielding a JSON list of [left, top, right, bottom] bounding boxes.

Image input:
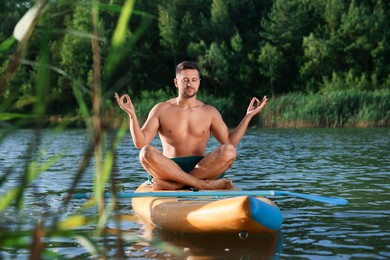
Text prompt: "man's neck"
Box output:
[[175, 96, 198, 108]]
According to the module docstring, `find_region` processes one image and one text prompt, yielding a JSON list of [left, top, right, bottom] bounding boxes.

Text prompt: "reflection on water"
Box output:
[[0, 128, 389, 259], [154, 230, 283, 259]]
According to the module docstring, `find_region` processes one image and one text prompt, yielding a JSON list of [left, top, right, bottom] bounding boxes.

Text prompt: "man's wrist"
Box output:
[[245, 113, 253, 120]]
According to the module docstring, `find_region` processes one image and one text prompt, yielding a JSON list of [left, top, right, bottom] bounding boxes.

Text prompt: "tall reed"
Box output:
[[260, 89, 390, 128]]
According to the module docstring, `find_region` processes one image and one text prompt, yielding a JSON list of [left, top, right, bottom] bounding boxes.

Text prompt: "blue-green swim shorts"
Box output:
[[146, 156, 226, 182], [171, 156, 204, 173], [170, 156, 225, 179]]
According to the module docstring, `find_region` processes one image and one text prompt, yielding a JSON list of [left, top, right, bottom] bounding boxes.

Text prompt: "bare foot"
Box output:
[[202, 178, 234, 190], [152, 177, 234, 191], [152, 178, 183, 190]]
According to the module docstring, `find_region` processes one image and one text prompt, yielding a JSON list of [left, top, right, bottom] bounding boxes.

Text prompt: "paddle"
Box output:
[[62, 190, 348, 205]]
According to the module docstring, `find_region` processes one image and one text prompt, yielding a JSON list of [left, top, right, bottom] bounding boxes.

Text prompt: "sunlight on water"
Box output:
[[0, 128, 389, 259]]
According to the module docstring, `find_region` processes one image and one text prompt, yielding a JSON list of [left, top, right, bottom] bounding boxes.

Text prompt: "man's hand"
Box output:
[[115, 93, 135, 116], [246, 96, 267, 116]]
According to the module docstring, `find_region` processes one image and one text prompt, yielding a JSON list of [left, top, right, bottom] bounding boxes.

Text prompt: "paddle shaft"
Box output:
[[62, 190, 348, 205]]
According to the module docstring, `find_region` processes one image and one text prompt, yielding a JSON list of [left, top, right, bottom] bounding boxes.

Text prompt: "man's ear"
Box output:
[[174, 78, 178, 87]]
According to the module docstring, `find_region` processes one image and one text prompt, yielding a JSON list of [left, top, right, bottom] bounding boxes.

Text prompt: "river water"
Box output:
[[0, 128, 389, 259]]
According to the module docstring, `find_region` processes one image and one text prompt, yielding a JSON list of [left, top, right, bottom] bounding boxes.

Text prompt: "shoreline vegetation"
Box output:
[[3, 88, 389, 129], [1, 1, 389, 132], [261, 88, 390, 128]]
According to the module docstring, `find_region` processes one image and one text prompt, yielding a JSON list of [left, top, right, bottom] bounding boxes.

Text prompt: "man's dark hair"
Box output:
[[175, 61, 201, 77]]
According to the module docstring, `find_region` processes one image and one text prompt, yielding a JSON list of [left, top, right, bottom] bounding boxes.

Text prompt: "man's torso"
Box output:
[[156, 100, 214, 158]]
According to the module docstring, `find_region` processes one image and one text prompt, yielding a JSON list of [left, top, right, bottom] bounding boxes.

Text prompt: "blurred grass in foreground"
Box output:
[[0, 0, 180, 259]]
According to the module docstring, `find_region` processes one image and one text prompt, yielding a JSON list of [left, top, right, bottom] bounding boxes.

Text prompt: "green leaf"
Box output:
[[0, 188, 21, 211], [74, 234, 100, 257], [0, 37, 16, 52], [58, 215, 88, 230], [105, 0, 136, 75], [0, 113, 33, 120]]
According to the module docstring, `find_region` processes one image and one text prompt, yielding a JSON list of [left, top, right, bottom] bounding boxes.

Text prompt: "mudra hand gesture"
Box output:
[[247, 96, 267, 116], [115, 92, 135, 116]]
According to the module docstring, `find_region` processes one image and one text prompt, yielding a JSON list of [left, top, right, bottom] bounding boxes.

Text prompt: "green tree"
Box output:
[[369, 0, 390, 85], [158, 1, 178, 64], [259, 0, 317, 93], [257, 43, 283, 94], [210, 0, 234, 41], [2, 0, 388, 125], [300, 0, 390, 92]]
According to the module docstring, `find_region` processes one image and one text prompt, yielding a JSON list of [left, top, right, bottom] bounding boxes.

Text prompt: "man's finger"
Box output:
[[250, 97, 256, 106], [120, 95, 127, 104], [253, 97, 261, 107], [114, 93, 121, 102]]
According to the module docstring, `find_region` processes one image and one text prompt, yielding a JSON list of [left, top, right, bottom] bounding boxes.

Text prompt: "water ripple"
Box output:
[[0, 128, 389, 259]]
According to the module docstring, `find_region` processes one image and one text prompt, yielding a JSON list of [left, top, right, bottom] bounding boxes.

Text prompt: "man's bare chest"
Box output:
[[159, 109, 211, 137]]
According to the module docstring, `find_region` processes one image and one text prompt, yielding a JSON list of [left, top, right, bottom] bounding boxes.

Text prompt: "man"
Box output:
[[115, 61, 267, 190]]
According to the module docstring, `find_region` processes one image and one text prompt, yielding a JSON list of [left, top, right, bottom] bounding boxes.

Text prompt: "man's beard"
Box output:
[[181, 87, 197, 98]]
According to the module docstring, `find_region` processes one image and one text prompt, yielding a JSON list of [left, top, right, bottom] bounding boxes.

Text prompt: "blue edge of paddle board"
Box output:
[[249, 197, 283, 231]]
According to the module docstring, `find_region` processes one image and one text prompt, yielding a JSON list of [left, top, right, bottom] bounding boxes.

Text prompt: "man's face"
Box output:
[[174, 69, 201, 98]]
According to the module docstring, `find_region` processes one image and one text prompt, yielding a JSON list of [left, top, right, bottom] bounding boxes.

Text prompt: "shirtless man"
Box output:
[[115, 61, 267, 190]]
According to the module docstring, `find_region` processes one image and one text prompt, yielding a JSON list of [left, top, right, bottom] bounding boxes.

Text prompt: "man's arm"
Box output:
[[211, 96, 267, 147], [115, 93, 159, 149], [228, 96, 267, 146]]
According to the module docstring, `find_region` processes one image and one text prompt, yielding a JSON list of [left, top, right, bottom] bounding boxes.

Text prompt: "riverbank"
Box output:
[[260, 89, 389, 128], [2, 89, 389, 129]]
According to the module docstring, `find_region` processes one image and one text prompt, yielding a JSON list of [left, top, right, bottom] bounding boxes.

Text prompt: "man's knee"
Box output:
[[220, 144, 236, 162], [139, 145, 158, 163]]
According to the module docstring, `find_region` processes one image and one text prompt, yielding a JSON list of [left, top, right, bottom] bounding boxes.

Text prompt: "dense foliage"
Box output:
[[0, 0, 389, 126]]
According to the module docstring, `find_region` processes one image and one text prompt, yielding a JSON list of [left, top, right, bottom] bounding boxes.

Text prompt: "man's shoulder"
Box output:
[[152, 99, 174, 110], [201, 103, 219, 113], [146, 101, 171, 118]]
